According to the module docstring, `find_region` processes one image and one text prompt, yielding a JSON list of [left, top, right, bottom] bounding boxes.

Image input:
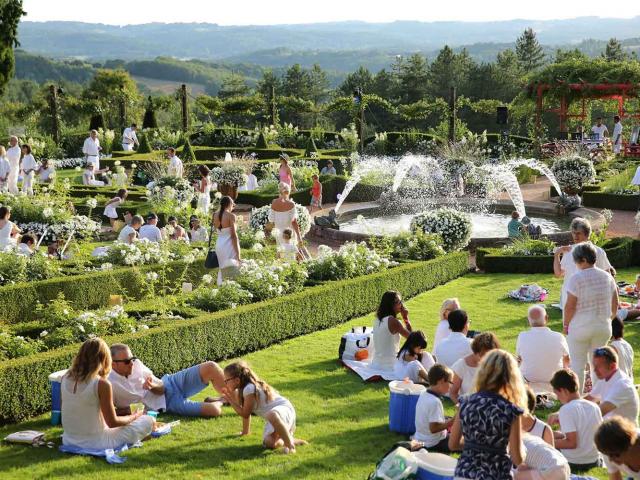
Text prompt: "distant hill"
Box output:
[[17, 18, 640, 63]]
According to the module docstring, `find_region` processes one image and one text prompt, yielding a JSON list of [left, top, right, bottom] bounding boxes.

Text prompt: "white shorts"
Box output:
[[614, 143, 622, 154], [262, 404, 296, 443]]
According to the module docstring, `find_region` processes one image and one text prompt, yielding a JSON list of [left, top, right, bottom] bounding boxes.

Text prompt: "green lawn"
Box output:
[[1, 269, 637, 479]]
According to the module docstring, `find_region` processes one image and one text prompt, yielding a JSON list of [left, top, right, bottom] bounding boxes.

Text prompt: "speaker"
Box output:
[[496, 106, 508, 125]]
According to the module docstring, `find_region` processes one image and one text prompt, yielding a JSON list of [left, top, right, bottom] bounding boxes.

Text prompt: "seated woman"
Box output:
[[82, 163, 108, 187], [433, 298, 461, 350], [394, 331, 435, 383], [38, 158, 56, 184], [371, 291, 412, 371], [449, 332, 500, 404], [165, 216, 189, 242], [61, 338, 154, 450], [189, 215, 209, 243], [0, 206, 20, 250]]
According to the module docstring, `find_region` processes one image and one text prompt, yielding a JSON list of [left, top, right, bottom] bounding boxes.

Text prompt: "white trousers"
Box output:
[[122, 143, 134, 151], [64, 415, 153, 451], [21, 171, 34, 195], [567, 315, 612, 393], [7, 168, 18, 194]]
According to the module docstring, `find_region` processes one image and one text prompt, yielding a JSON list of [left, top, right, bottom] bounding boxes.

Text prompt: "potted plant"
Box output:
[[211, 164, 246, 199]]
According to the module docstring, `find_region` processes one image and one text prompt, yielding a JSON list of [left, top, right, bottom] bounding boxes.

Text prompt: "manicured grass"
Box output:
[[1, 269, 637, 479]]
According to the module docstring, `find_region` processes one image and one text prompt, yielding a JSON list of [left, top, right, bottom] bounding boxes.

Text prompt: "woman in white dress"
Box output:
[[20, 144, 38, 195], [197, 165, 212, 214], [103, 189, 128, 231], [0, 206, 19, 250], [61, 338, 154, 450], [268, 182, 302, 248], [449, 332, 500, 403], [0, 146, 10, 192], [38, 158, 56, 184], [433, 298, 461, 351], [371, 291, 412, 371], [213, 196, 241, 285]]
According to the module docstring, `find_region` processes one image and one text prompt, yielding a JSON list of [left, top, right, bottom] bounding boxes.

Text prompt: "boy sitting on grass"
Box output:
[[411, 364, 455, 452]]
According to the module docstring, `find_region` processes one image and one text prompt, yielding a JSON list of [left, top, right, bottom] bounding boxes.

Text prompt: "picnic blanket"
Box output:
[[59, 442, 141, 464], [342, 359, 395, 382]]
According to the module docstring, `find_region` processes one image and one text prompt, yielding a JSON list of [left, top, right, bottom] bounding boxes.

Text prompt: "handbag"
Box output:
[[339, 326, 374, 361], [204, 222, 219, 269]]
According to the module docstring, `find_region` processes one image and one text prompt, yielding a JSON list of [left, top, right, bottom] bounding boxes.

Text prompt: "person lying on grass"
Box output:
[[222, 361, 307, 454]]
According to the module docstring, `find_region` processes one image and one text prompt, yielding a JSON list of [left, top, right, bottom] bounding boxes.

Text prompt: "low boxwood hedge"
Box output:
[[583, 191, 640, 211], [0, 252, 468, 423], [476, 237, 638, 273], [0, 261, 207, 325]]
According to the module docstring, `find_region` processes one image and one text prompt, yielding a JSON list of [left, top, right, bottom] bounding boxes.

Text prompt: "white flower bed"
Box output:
[[410, 208, 472, 252], [551, 154, 596, 191], [306, 242, 395, 281]]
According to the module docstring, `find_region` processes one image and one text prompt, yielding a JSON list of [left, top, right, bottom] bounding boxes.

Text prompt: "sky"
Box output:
[[21, 0, 640, 26]]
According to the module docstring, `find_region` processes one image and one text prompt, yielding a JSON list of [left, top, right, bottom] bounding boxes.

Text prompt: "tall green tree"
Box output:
[[308, 63, 329, 105], [217, 73, 250, 99], [282, 64, 312, 100], [0, 0, 26, 96], [83, 69, 141, 128], [257, 69, 282, 99], [397, 53, 430, 104], [603, 38, 626, 61], [555, 48, 588, 63], [429, 46, 474, 98], [338, 66, 374, 97], [515, 28, 545, 71]]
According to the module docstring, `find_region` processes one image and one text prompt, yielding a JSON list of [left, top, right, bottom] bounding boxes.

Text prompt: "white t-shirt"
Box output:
[[39, 166, 55, 182], [523, 433, 568, 471], [413, 390, 447, 447], [591, 124, 608, 140], [605, 429, 640, 477], [190, 227, 209, 243], [0, 157, 10, 179], [558, 398, 603, 464], [82, 137, 101, 157], [560, 245, 612, 308], [139, 224, 162, 243], [516, 327, 569, 384], [122, 127, 138, 146], [613, 122, 623, 144], [451, 357, 477, 396], [433, 320, 451, 351], [242, 382, 291, 418], [6, 145, 21, 169], [610, 339, 635, 384], [117, 225, 137, 244], [566, 266, 617, 323], [168, 156, 183, 178], [591, 369, 639, 423], [108, 359, 166, 412], [21, 154, 38, 173], [433, 332, 472, 368]]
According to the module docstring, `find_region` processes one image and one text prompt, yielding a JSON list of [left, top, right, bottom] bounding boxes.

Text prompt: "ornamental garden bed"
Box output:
[[0, 252, 468, 423]]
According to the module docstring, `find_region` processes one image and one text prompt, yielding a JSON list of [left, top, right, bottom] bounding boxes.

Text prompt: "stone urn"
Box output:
[[218, 183, 238, 199]]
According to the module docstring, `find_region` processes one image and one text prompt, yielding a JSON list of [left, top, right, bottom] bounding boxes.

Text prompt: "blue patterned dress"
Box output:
[[454, 391, 523, 480]]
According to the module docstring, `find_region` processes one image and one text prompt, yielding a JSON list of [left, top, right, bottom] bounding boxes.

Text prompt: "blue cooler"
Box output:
[[414, 450, 457, 480], [48, 369, 68, 425], [388, 380, 426, 435]]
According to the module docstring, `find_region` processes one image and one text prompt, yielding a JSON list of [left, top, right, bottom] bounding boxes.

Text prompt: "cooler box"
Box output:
[[414, 450, 457, 480], [388, 380, 425, 435], [49, 369, 68, 425]]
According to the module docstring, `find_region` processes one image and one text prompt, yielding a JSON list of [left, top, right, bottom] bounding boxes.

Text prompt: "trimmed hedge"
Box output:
[[0, 253, 468, 423], [0, 261, 207, 324], [476, 237, 638, 273], [583, 191, 640, 211]]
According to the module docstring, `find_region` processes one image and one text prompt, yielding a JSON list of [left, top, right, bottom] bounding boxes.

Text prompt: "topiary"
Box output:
[[304, 136, 318, 157], [255, 132, 268, 149], [142, 96, 158, 129], [136, 133, 152, 154], [181, 138, 196, 163], [111, 134, 122, 153], [89, 114, 105, 131]]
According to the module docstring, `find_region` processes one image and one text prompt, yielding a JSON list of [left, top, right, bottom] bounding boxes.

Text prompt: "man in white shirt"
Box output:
[[6, 136, 21, 194], [82, 129, 102, 171], [591, 117, 609, 141], [20, 144, 38, 195], [138, 213, 162, 243], [549, 369, 603, 470], [433, 309, 472, 368], [516, 305, 570, 393], [108, 343, 225, 418], [612, 115, 623, 154], [595, 417, 640, 480], [166, 147, 183, 178], [122, 123, 139, 151], [587, 346, 639, 425], [554, 217, 614, 308]]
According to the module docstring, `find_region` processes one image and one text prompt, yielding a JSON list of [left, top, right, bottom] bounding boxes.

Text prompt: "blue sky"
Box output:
[[22, 0, 640, 26]]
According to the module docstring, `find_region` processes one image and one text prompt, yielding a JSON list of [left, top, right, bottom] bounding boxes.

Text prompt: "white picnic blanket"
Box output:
[[342, 359, 395, 382]]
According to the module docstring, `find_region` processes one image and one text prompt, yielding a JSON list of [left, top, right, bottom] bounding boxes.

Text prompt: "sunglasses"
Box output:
[[593, 348, 616, 361], [113, 356, 137, 365]]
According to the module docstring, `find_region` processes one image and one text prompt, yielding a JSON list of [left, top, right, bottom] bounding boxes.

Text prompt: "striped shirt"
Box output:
[[523, 433, 568, 471]]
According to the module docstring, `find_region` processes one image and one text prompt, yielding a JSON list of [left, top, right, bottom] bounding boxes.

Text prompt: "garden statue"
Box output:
[[314, 209, 339, 229]]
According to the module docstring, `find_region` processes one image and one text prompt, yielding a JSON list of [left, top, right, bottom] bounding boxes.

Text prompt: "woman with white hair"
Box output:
[[268, 182, 302, 248], [554, 217, 614, 309], [433, 298, 461, 350], [563, 241, 619, 393]]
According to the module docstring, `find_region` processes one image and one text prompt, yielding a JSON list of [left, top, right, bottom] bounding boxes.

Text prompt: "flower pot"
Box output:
[[219, 183, 238, 199]]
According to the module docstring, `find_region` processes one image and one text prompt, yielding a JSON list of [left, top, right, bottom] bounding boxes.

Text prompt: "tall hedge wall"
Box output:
[[0, 253, 468, 423], [583, 191, 640, 211], [0, 261, 206, 324]]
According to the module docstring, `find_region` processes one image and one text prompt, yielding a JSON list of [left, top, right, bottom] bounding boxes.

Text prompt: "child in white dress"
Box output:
[[394, 330, 435, 383], [103, 189, 128, 231], [223, 361, 307, 453], [278, 228, 299, 263]]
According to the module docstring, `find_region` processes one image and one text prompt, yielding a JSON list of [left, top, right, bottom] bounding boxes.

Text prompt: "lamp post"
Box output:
[[353, 87, 364, 153]]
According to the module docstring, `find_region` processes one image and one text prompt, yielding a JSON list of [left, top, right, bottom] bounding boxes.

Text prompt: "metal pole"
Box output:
[[271, 85, 277, 126], [448, 86, 456, 143], [49, 85, 60, 144], [359, 104, 365, 153], [181, 84, 188, 132], [118, 97, 126, 133]]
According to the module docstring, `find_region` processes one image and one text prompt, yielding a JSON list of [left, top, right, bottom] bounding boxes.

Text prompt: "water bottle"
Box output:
[[385, 456, 407, 478]]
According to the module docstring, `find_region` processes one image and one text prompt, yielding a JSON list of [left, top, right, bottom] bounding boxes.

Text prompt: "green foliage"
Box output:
[[255, 131, 268, 149], [304, 136, 318, 157], [410, 208, 472, 252], [603, 38, 627, 62], [370, 231, 445, 261], [0, 0, 25, 96], [187, 280, 254, 312], [306, 242, 394, 282], [583, 191, 639, 211], [516, 28, 545, 71], [0, 252, 61, 286], [180, 137, 196, 163], [501, 236, 556, 256], [137, 132, 152, 153], [142, 96, 158, 129], [0, 253, 468, 422]]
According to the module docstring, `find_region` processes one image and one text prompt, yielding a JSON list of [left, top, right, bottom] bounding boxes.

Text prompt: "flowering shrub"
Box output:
[[274, 123, 302, 148], [210, 164, 247, 188], [371, 231, 446, 261], [52, 157, 86, 169], [339, 124, 359, 151], [187, 280, 254, 312], [147, 176, 195, 213], [249, 204, 311, 238], [102, 241, 200, 267], [551, 154, 596, 192], [17, 215, 101, 244], [148, 128, 183, 151], [306, 242, 394, 281], [235, 259, 307, 301], [0, 252, 61, 285], [237, 225, 266, 250], [0, 330, 44, 360], [501, 237, 556, 256], [410, 208, 472, 252]]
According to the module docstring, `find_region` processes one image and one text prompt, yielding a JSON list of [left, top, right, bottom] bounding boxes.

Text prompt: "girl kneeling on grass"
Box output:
[[223, 361, 307, 453]]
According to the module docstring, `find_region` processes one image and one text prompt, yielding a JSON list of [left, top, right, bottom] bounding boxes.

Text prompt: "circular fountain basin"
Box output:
[[308, 200, 606, 250]]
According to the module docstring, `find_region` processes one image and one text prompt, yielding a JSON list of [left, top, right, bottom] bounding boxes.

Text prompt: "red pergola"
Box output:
[[534, 82, 640, 135]]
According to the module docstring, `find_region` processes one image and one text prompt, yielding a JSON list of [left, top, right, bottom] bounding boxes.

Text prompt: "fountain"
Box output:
[[508, 158, 563, 197], [483, 164, 527, 218]]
